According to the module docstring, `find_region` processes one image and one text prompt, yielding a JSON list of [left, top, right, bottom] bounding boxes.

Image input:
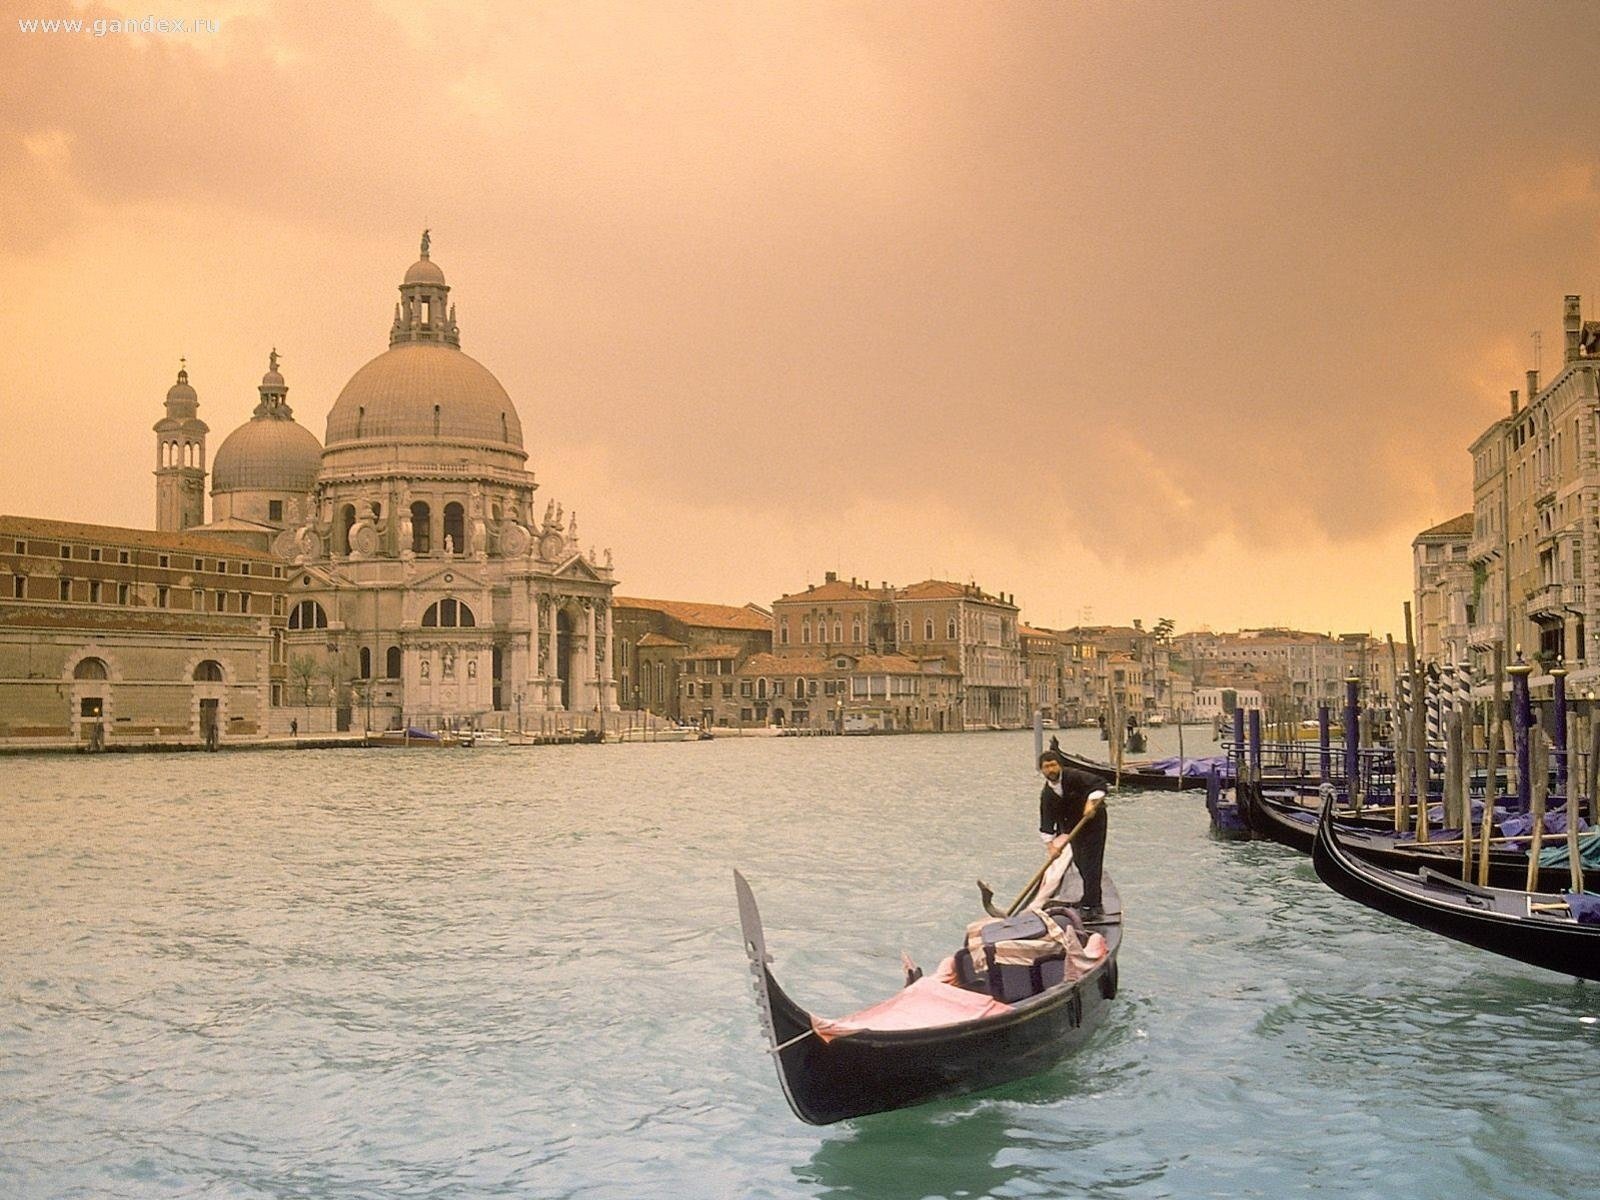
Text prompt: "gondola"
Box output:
[[1054, 749, 1224, 792], [1240, 781, 1600, 893], [734, 867, 1122, 1124], [1312, 795, 1600, 981]]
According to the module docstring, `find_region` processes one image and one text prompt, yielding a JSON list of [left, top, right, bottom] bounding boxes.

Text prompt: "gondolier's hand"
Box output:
[[1047, 833, 1071, 858]]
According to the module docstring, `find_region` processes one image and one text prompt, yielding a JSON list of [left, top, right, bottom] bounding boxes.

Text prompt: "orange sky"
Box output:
[[4, 0, 1600, 637]]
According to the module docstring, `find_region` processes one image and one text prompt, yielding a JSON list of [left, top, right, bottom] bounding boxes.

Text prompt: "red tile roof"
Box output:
[[773, 580, 891, 604], [1415, 513, 1474, 539], [614, 596, 772, 631], [635, 632, 686, 648], [2, 514, 276, 560]]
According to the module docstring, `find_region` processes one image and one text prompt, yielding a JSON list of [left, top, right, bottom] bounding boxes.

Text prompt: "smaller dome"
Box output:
[[404, 256, 446, 286], [261, 369, 286, 389], [212, 415, 323, 494]]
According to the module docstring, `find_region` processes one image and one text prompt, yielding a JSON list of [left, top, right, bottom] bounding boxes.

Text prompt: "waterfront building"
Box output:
[[1467, 295, 1600, 691], [1174, 627, 1346, 716], [771, 574, 1028, 728], [4, 234, 623, 742], [612, 596, 772, 720], [1412, 513, 1474, 668], [266, 237, 620, 731], [691, 650, 961, 732], [1020, 623, 1063, 724], [0, 515, 286, 745]]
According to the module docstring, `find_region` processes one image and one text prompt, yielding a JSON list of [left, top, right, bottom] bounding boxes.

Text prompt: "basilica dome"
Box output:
[[211, 353, 322, 494], [322, 237, 525, 455], [212, 415, 323, 493], [324, 342, 524, 449]]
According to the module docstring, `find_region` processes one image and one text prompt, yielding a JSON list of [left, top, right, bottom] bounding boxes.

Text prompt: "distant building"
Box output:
[[1412, 513, 1474, 668], [771, 574, 1027, 728], [0, 516, 287, 746], [611, 596, 772, 720], [686, 650, 961, 732]]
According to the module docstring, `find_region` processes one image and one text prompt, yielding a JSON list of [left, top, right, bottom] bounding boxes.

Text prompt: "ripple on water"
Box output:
[[4, 731, 1600, 1198]]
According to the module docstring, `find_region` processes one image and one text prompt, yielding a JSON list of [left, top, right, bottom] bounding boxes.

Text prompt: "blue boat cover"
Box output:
[[1563, 894, 1600, 925], [1141, 755, 1234, 778]]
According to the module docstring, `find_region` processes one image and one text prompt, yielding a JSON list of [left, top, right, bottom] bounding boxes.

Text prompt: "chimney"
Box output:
[[825, 571, 837, 584], [1510, 389, 1520, 416], [1566, 295, 1583, 363], [1527, 369, 1540, 403]]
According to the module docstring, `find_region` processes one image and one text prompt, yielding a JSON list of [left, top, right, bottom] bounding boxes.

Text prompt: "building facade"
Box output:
[[612, 596, 773, 720], [1467, 295, 1600, 690], [0, 516, 286, 746], [1412, 513, 1474, 668]]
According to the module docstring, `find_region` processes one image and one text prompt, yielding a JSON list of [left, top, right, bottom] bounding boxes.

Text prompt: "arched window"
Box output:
[[288, 599, 328, 630], [901, 621, 910, 642], [852, 620, 862, 644], [779, 618, 789, 646], [795, 677, 805, 698], [443, 502, 465, 554], [386, 645, 402, 678], [411, 501, 431, 555], [340, 505, 357, 554], [359, 647, 372, 678], [833, 622, 842, 642], [421, 598, 475, 628], [73, 657, 108, 680], [758, 677, 768, 699], [925, 618, 934, 640], [192, 660, 223, 681], [947, 618, 957, 640], [801, 621, 811, 644]]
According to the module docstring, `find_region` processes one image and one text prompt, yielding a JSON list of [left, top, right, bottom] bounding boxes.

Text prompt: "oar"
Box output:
[[979, 792, 1107, 918]]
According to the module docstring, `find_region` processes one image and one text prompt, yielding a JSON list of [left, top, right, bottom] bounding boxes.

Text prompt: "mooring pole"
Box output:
[[1248, 707, 1263, 782], [1344, 675, 1360, 809], [1552, 663, 1569, 802], [1510, 652, 1534, 814], [1233, 706, 1246, 783], [1319, 703, 1332, 785]]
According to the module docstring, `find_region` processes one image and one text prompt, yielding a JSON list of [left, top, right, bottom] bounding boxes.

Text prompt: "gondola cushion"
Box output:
[[957, 912, 1081, 1002]]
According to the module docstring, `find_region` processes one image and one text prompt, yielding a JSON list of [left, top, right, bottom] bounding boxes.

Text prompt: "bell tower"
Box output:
[[154, 359, 208, 531]]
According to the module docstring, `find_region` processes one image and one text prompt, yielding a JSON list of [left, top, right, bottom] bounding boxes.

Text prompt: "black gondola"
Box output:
[[734, 869, 1123, 1124], [1239, 781, 1600, 893], [1311, 795, 1600, 981], [1054, 750, 1215, 792]]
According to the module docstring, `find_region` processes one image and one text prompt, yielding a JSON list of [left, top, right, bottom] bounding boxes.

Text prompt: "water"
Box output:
[[3, 727, 1598, 1199]]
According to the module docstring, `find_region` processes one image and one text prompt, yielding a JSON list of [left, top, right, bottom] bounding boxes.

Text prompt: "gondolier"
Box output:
[[1039, 748, 1108, 917]]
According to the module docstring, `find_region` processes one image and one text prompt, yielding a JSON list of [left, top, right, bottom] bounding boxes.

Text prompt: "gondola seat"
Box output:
[[955, 911, 1106, 1003]]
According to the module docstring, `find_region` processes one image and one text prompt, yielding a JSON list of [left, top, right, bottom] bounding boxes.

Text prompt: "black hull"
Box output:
[[1312, 797, 1600, 981], [735, 871, 1122, 1125], [1241, 783, 1600, 893], [1057, 751, 1205, 792]]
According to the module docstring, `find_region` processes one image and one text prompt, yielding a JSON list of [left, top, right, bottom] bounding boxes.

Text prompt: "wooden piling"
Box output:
[[1526, 726, 1548, 893], [1476, 645, 1505, 888]]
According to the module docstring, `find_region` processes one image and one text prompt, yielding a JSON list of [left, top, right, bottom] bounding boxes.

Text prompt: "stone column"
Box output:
[[546, 595, 560, 710], [601, 600, 616, 711], [584, 598, 597, 712]]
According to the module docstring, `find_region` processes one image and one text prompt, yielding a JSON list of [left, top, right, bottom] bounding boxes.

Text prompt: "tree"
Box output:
[[1152, 617, 1176, 642], [289, 655, 318, 706]]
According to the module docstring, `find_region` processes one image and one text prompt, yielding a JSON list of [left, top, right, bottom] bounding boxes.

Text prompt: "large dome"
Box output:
[[212, 416, 323, 493], [324, 341, 525, 450]]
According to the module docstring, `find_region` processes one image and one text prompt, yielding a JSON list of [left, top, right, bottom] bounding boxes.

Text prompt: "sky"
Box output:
[[3, 0, 1600, 638]]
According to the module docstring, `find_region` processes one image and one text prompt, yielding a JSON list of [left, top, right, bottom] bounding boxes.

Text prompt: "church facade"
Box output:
[[1, 235, 619, 746], [262, 235, 620, 731]]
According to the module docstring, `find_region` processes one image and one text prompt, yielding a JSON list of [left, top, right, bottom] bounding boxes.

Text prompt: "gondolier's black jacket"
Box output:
[[1039, 765, 1107, 839]]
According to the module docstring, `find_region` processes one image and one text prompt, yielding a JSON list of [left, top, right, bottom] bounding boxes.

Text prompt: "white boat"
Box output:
[[462, 731, 508, 747]]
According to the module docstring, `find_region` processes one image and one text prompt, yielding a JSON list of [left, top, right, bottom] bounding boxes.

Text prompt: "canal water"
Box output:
[[3, 727, 1598, 1199]]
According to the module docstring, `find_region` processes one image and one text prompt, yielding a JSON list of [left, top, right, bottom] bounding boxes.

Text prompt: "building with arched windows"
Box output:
[[264, 235, 618, 731], [1, 233, 620, 746]]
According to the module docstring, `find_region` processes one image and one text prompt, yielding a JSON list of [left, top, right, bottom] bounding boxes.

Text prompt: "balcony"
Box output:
[[1527, 583, 1577, 621], [1467, 621, 1503, 650], [1467, 535, 1501, 563]]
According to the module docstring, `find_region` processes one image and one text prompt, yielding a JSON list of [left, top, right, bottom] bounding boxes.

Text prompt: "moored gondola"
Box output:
[[1054, 749, 1225, 792], [1241, 781, 1600, 892], [1311, 794, 1600, 981], [734, 867, 1122, 1124]]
